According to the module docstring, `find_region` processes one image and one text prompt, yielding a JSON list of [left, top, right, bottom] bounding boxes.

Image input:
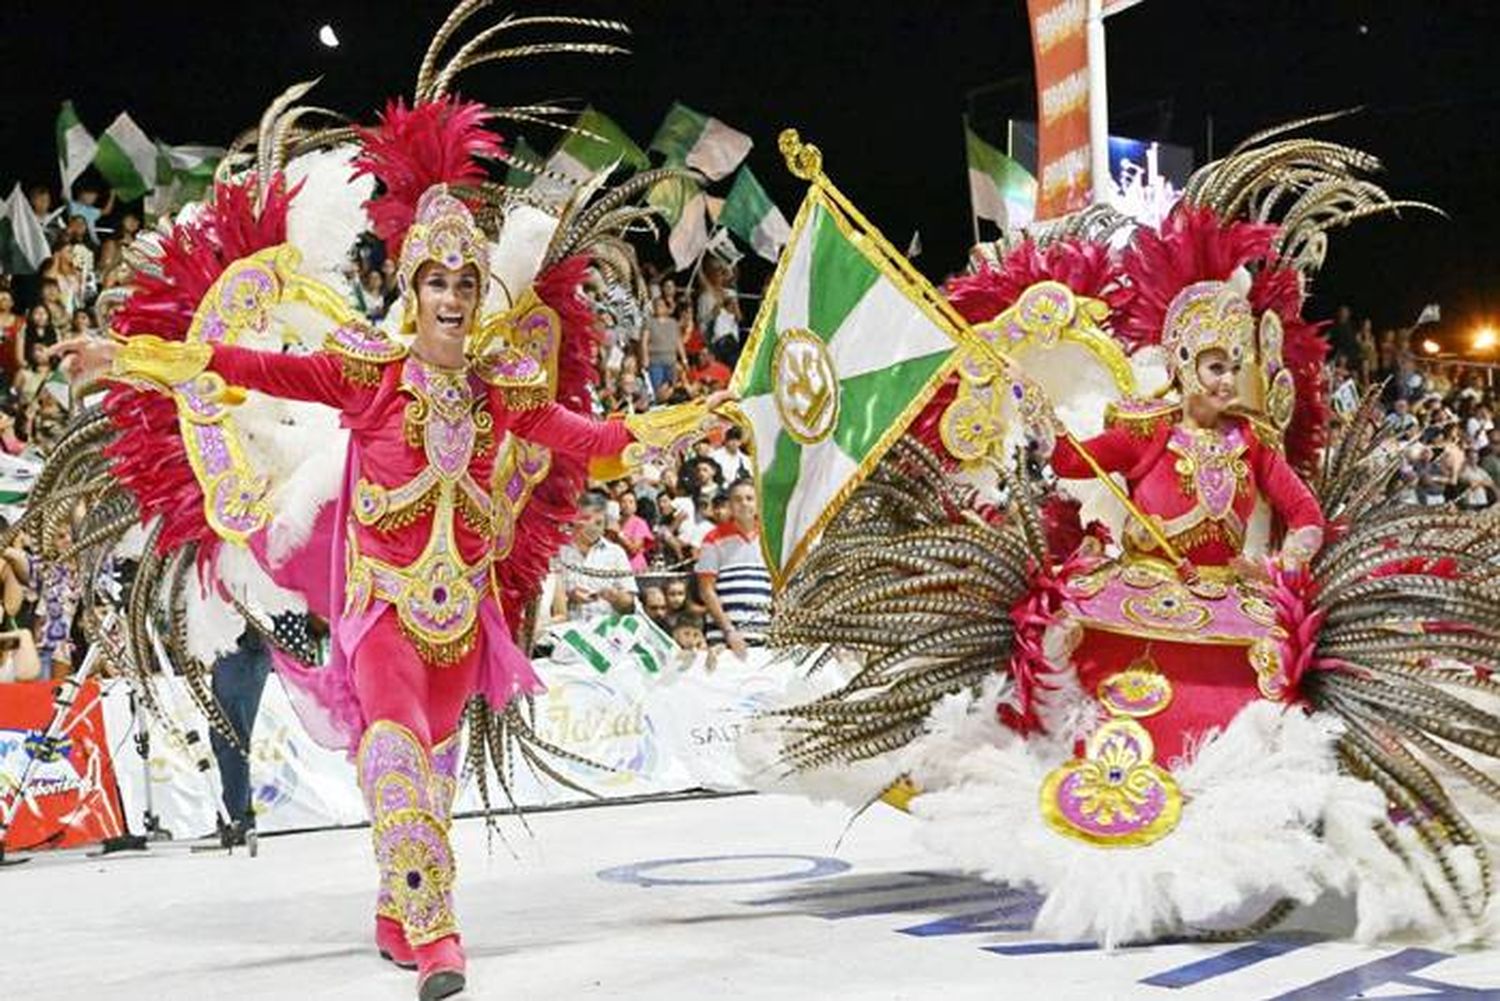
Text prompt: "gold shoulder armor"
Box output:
[[322, 323, 407, 386], [468, 288, 560, 410], [1104, 398, 1179, 438]]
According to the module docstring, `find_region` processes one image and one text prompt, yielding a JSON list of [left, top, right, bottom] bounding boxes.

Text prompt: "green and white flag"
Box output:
[[966, 125, 1036, 229], [0, 184, 51, 275], [56, 101, 97, 192], [733, 187, 961, 583], [719, 167, 791, 262], [94, 112, 158, 201], [146, 142, 223, 215], [553, 108, 649, 179], [555, 613, 678, 674], [647, 174, 710, 271], [649, 102, 752, 181]]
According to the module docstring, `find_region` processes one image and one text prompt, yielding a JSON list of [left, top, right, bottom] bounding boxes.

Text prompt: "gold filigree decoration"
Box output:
[[341, 356, 383, 387], [1122, 583, 1212, 631], [373, 806, 458, 946], [1105, 400, 1180, 439]]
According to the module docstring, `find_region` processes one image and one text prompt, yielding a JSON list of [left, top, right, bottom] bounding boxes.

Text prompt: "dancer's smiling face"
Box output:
[[1190, 347, 1240, 421], [412, 262, 480, 366]]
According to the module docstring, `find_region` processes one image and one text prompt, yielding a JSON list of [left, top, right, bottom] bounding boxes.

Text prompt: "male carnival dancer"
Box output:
[[58, 186, 733, 999]]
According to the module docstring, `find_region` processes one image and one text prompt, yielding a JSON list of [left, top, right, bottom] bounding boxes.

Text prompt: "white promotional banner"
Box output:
[[100, 648, 794, 839], [647, 656, 796, 791], [101, 675, 369, 839]]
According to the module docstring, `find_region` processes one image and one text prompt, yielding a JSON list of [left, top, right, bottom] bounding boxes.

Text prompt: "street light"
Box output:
[[1421, 338, 1441, 356], [1475, 326, 1498, 352]]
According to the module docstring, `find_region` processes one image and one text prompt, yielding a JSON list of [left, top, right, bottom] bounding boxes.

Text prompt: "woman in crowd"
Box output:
[[642, 295, 687, 393], [611, 489, 655, 573], [20, 304, 58, 358], [14, 340, 59, 411], [0, 289, 25, 385], [0, 404, 28, 456]]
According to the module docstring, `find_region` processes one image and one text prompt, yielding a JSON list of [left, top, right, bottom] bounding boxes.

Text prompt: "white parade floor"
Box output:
[[4, 792, 1498, 1001]]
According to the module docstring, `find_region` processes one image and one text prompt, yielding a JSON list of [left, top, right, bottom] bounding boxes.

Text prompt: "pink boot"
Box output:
[[375, 915, 416, 969], [416, 934, 466, 1001]]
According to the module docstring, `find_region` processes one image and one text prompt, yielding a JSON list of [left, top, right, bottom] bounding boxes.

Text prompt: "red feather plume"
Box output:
[[944, 238, 1130, 327], [1117, 204, 1277, 348], [351, 96, 503, 259], [492, 256, 604, 633]]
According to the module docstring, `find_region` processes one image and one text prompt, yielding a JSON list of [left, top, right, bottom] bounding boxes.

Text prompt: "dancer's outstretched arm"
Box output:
[[507, 389, 737, 467], [55, 336, 370, 411]]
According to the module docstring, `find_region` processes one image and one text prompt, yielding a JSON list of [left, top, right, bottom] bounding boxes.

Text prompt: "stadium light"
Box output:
[[318, 24, 340, 48]]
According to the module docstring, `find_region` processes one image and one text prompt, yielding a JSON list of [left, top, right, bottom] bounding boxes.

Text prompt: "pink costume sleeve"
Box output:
[[1051, 426, 1156, 481], [506, 402, 634, 458], [1248, 432, 1324, 531], [208, 344, 367, 411]]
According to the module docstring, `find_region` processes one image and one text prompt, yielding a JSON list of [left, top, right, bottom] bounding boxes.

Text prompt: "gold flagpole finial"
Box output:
[[779, 129, 823, 182]]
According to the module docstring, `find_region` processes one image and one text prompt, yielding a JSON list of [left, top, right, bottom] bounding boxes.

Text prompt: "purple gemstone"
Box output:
[[433, 586, 448, 604], [406, 871, 422, 889]]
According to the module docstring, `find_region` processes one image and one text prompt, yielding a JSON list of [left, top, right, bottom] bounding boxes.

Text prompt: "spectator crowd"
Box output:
[[1322, 304, 1500, 511]]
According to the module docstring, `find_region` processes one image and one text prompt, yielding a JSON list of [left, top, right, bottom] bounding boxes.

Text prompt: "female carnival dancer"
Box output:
[[36, 7, 727, 999], [751, 124, 1500, 947]]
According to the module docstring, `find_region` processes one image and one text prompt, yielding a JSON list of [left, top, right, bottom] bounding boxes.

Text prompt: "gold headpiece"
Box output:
[[1160, 273, 1253, 397], [397, 184, 489, 331]]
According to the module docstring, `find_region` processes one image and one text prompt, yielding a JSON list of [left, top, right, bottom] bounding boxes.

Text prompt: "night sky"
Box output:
[[2, 1, 1496, 348]]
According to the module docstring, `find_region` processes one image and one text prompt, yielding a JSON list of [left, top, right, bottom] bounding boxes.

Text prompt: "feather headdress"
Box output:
[[351, 95, 503, 260]]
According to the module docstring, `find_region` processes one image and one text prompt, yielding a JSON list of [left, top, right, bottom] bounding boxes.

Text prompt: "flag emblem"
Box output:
[[772, 329, 839, 445]]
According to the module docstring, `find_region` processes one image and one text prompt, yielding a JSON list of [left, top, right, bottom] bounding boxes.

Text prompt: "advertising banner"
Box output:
[[1025, 0, 1092, 218], [98, 647, 796, 839], [0, 680, 124, 850]]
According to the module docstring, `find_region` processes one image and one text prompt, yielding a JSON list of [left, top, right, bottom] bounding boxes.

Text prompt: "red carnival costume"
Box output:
[[756, 128, 1500, 947], [105, 185, 712, 994], [21, 10, 716, 998]]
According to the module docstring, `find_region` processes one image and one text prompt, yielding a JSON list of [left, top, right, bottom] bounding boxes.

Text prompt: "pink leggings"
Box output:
[[351, 609, 479, 749]]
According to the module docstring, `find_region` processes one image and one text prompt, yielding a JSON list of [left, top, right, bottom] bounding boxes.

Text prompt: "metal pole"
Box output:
[[964, 114, 981, 247], [1086, 0, 1112, 205]]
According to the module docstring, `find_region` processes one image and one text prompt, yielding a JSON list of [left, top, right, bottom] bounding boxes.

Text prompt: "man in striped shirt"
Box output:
[[695, 479, 772, 657]]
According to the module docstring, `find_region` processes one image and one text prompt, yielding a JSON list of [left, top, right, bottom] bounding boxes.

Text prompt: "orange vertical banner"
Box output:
[[1027, 0, 1091, 219]]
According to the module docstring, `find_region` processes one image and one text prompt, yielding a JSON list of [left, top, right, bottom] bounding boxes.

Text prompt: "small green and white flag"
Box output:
[[531, 108, 648, 204], [733, 187, 961, 583], [556, 614, 678, 674], [966, 125, 1036, 229], [649, 102, 752, 181], [145, 142, 223, 215], [94, 112, 159, 201], [552, 108, 649, 178], [719, 167, 791, 262], [647, 174, 710, 271], [0, 184, 51, 275], [56, 101, 98, 192]]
